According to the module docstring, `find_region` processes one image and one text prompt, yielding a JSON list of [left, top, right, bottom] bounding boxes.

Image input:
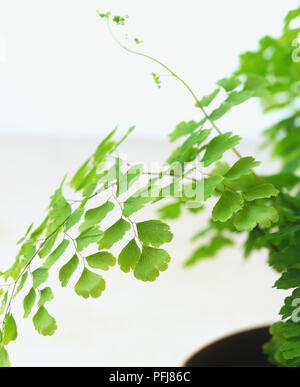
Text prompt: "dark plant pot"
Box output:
[[184, 326, 275, 367]]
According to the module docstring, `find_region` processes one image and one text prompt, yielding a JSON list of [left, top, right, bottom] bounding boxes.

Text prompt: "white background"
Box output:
[[0, 0, 297, 366], [0, 0, 299, 139]]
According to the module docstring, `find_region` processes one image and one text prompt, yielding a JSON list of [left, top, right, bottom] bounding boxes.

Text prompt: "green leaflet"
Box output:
[[118, 239, 141, 273], [274, 269, 300, 290], [19, 243, 36, 267], [94, 126, 118, 162], [38, 230, 60, 259], [76, 226, 103, 252], [243, 183, 279, 202], [199, 88, 220, 107], [117, 164, 143, 196], [191, 226, 213, 242], [284, 5, 300, 30], [43, 239, 70, 270], [203, 176, 224, 201], [37, 287, 54, 308], [32, 268, 48, 289], [30, 216, 49, 241], [271, 320, 300, 340], [185, 234, 234, 267], [267, 321, 300, 362], [23, 288, 36, 318], [3, 314, 17, 345], [225, 89, 255, 106], [217, 76, 241, 91], [134, 246, 170, 282], [258, 224, 300, 245], [269, 246, 300, 272], [264, 321, 300, 364], [224, 157, 261, 180], [98, 218, 131, 250], [261, 173, 299, 190], [70, 159, 92, 191], [280, 287, 300, 320], [0, 347, 11, 367], [244, 74, 270, 97], [202, 132, 242, 167], [157, 202, 182, 220], [123, 186, 160, 217], [47, 190, 72, 235], [70, 128, 117, 196], [70, 127, 118, 192], [234, 204, 279, 231], [74, 268, 105, 299], [59, 254, 79, 287], [136, 220, 173, 247], [168, 120, 202, 143], [209, 90, 254, 121], [79, 201, 115, 232], [281, 340, 300, 361], [14, 271, 28, 298], [17, 223, 34, 245], [33, 306, 57, 336], [64, 207, 85, 232], [86, 252, 116, 271], [209, 102, 232, 121], [179, 129, 211, 162], [0, 292, 8, 315], [212, 191, 244, 222]]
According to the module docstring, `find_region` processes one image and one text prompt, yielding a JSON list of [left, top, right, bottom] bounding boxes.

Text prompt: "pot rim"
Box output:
[[183, 323, 273, 367]]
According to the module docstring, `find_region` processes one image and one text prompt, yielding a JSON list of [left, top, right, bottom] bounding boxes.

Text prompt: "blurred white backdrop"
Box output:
[[0, 0, 298, 139], [0, 1, 296, 366]]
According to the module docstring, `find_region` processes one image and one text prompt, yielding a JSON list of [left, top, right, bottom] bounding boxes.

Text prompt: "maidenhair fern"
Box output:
[[1, 6, 300, 367]]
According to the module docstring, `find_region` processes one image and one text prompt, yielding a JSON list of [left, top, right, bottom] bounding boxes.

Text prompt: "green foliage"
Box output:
[[86, 252, 116, 271], [37, 287, 54, 308], [157, 202, 182, 220], [199, 88, 220, 107], [185, 234, 234, 267], [234, 204, 279, 231], [225, 157, 261, 180], [168, 120, 202, 143], [202, 132, 242, 167], [79, 202, 114, 232], [32, 268, 48, 289], [98, 218, 131, 249], [123, 187, 159, 217], [14, 272, 28, 298], [134, 246, 170, 282], [117, 164, 143, 196], [59, 254, 79, 288], [118, 239, 141, 273], [23, 288, 36, 318], [136, 220, 173, 247], [243, 183, 279, 201], [74, 268, 105, 299], [0, 347, 11, 367], [3, 314, 17, 345], [76, 226, 103, 252], [43, 239, 70, 270], [217, 76, 241, 91], [212, 191, 244, 222], [33, 307, 57, 336], [274, 270, 300, 290], [38, 231, 59, 259]]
